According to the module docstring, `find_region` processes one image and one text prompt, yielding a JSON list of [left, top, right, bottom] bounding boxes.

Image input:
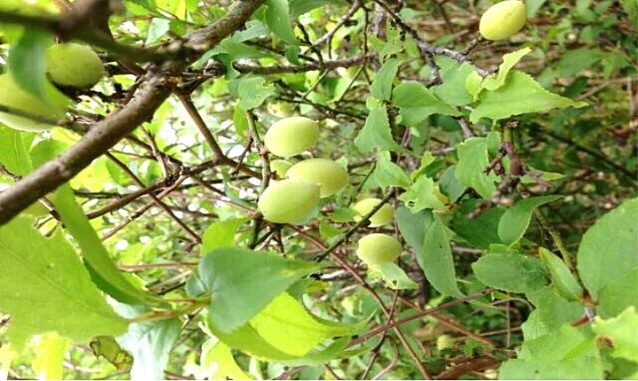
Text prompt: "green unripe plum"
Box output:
[[258, 179, 320, 224], [286, 158, 348, 198], [356, 233, 402, 266], [46, 43, 105, 88], [479, 0, 527, 41], [353, 198, 394, 227], [269, 159, 293, 177], [264, 117, 319, 158], [0, 74, 68, 132]]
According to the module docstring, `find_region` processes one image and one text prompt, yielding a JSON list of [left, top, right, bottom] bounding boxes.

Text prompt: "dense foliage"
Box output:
[[0, 0, 636, 379]]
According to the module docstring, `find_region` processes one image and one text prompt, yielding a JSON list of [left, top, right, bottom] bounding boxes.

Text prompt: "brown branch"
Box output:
[[0, 0, 266, 226], [234, 54, 376, 74]]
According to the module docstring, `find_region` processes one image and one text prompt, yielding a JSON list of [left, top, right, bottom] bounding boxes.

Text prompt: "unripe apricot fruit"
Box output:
[[264, 117, 319, 158], [356, 233, 402, 266], [0, 74, 68, 132], [353, 198, 394, 227], [46, 43, 105, 88], [479, 0, 527, 41], [258, 179, 320, 224], [286, 158, 348, 198]]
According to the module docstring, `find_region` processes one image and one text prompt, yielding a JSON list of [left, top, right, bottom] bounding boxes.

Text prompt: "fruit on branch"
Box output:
[[258, 179, 320, 224], [356, 233, 402, 266], [352, 198, 394, 227], [479, 0, 527, 41], [46, 43, 105, 88], [286, 158, 348, 197], [267, 102, 295, 118], [0, 73, 69, 132], [269, 159, 293, 177], [264, 116, 319, 158]]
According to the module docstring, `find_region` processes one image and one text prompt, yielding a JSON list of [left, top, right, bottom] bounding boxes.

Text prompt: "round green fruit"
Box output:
[[258, 179, 320, 224], [264, 116, 319, 158], [356, 233, 402, 266], [46, 43, 105, 88], [269, 159, 293, 177], [0, 74, 68, 132], [479, 0, 527, 41], [353, 198, 394, 227], [286, 158, 348, 198]]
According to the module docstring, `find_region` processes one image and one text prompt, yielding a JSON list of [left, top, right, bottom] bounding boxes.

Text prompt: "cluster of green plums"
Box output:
[[0, 42, 104, 132], [257, 115, 403, 266]]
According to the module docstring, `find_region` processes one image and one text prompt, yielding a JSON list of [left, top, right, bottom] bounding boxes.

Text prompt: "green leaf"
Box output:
[[499, 325, 604, 379], [539, 247, 583, 302], [289, 0, 338, 17], [264, 0, 298, 45], [8, 28, 52, 102], [236, 76, 276, 110], [592, 306, 638, 362], [209, 293, 361, 363], [480, 47, 532, 92], [470, 71, 588, 123], [577, 198, 638, 313], [110, 302, 181, 381], [202, 218, 249, 254], [395, 207, 434, 254], [455, 137, 499, 199], [0, 217, 128, 350], [598, 268, 638, 318], [452, 200, 504, 249], [421, 217, 463, 297], [32, 332, 70, 380], [371, 59, 400, 101], [30, 141, 151, 305], [369, 153, 411, 189], [354, 103, 402, 154], [472, 246, 547, 293], [0, 126, 32, 176], [232, 104, 249, 137], [368, 262, 418, 290], [248, 293, 357, 356], [497, 195, 563, 245], [399, 175, 446, 212], [200, 340, 252, 380], [392, 81, 460, 126], [432, 60, 475, 106], [199, 247, 321, 333], [522, 286, 583, 340], [49, 184, 152, 305], [439, 166, 467, 203]]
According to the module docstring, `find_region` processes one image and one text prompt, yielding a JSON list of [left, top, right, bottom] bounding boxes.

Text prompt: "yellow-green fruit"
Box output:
[[479, 0, 527, 41], [264, 117, 319, 158], [0, 74, 68, 132], [286, 158, 348, 197], [258, 179, 320, 224], [46, 43, 105, 88], [353, 198, 394, 227], [269, 159, 293, 177], [356, 233, 402, 266]]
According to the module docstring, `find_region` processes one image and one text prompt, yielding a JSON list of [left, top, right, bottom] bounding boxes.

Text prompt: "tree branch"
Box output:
[[0, 0, 266, 226]]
